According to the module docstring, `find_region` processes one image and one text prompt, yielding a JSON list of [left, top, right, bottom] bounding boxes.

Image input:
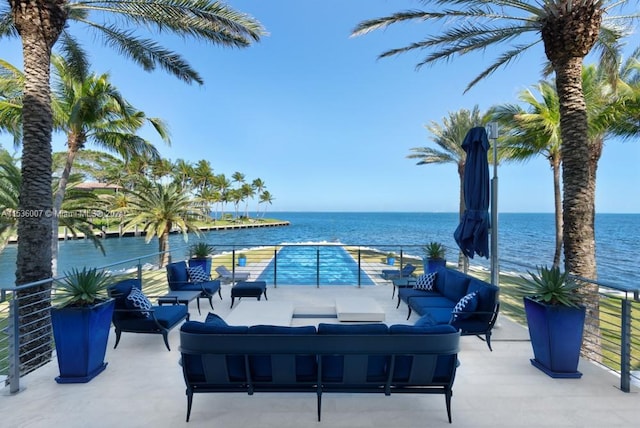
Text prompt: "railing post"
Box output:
[[8, 298, 21, 394], [316, 247, 320, 288], [620, 299, 632, 392], [357, 249, 361, 288], [273, 248, 278, 288]]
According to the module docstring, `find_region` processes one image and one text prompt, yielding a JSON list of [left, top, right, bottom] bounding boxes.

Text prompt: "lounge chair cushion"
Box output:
[[414, 272, 437, 291], [188, 266, 209, 283], [125, 287, 152, 318], [452, 292, 479, 320], [247, 325, 317, 381]]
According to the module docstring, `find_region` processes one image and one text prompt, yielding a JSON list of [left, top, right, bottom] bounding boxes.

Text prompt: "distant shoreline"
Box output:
[[7, 220, 291, 244]]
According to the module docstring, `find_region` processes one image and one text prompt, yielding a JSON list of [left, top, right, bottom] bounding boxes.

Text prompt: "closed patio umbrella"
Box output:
[[454, 127, 490, 259]]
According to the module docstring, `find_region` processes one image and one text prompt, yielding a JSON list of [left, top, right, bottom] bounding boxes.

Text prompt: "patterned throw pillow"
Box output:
[[125, 287, 152, 318], [188, 266, 209, 283], [413, 272, 437, 291], [452, 292, 479, 320]]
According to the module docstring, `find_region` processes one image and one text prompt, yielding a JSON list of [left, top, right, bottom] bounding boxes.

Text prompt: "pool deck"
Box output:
[[1, 263, 638, 427]]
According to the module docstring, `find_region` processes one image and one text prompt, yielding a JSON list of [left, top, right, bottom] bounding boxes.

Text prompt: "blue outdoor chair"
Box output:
[[381, 263, 416, 280], [107, 278, 189, 351], [166, 261, 222, 314]]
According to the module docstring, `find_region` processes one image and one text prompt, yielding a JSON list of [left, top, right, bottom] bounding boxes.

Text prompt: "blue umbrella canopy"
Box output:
[[454, 127, 490, 259]]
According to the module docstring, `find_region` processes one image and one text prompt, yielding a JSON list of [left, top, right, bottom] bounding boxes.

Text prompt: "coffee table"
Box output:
[[225, 301, 294, 326], [157, 290, 202, 313]]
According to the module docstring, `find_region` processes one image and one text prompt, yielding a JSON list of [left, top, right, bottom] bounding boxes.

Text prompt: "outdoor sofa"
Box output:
[[179, 316, 460, 423], [397, 267, 500, 351]]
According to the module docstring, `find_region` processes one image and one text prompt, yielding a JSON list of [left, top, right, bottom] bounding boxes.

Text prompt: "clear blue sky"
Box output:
[[2, 0, 639, 213]]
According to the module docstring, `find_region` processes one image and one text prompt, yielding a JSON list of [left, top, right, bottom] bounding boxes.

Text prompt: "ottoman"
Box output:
[[230, 281, 268, 308]]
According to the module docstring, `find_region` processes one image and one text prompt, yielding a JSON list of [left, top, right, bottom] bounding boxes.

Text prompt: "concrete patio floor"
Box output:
[[1, 280, 638, 428]]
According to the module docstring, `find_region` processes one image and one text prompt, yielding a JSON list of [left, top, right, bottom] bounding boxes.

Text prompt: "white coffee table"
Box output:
[[335, 297, 385, 322], [224, 300, 294, 326]]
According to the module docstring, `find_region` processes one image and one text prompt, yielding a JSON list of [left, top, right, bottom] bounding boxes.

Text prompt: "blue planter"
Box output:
[[51, 299, 115, 384], [524, 297, 585, 378], [424, 258, 446, 273], [188, 258, 212, 276], [238, 257, 247, 267], [386, 257, 395, 266]]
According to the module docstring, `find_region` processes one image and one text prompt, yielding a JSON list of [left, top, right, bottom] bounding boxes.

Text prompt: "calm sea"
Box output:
[[0, 212, 637, 289]]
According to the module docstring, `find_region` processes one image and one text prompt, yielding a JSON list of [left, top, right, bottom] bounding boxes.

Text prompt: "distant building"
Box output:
[[75, 182, 122, 193]]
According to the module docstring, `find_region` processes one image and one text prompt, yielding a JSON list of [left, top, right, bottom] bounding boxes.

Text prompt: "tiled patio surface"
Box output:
[[2, 277, 638, 427]]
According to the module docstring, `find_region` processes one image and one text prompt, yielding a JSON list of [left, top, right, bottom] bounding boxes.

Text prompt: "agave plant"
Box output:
[[520, 266, 582, 308], [423, 242, 446, 259], [189, 241, 216, 259], [54, 267, 113, 307]]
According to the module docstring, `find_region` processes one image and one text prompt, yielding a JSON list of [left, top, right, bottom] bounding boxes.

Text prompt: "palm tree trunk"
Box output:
[[555, 57, 600, 360], [551, 155, 563, 268], [11, 0, 67, 369], [159, 229, 170, 267], [51, 146, 79, 276]]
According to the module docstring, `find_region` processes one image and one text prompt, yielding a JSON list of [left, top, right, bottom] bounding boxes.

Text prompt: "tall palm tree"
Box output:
[[353, 1, 637, 356], [252, 178, 266, 216], [489, 82, 563, 268], [1, 0, 263, 367], [240, 182, 255, 219], [117, 180, 202, 267], [173, 158, 194, 190], [212, 173, 231, 218], [351, 0, 636, 274], [258, 190, 274, 218], [407, 106, 487, 267]]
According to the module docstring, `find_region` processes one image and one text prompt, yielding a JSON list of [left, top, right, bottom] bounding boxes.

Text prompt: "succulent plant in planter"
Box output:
[[519, 265, 586, 378], [422, 242, 446, 273], [188, 242, 215, 275], [51, 267, 115, 383]]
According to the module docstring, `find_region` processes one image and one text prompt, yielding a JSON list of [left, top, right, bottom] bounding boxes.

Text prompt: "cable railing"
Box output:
[[1, 243, 638, 394]]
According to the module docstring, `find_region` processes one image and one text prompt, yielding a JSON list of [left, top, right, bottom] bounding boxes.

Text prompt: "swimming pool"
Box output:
[[256, 245, 375, 286]]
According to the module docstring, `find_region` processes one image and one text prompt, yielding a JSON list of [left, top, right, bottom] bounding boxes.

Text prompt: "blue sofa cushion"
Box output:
[[414, 308, 453, 326], [414, 272, 437, 291], [109, 278, 141, 311], [452, 292, 479, 320], [205, 312, 227, 325], [466, 281, 499, 322], [436, 268, 472, 302], [398, 287, 439, 304], [177, 280, 221, 295], [125, 287, 152, 318], [248, 325, 317, 381], [317, 323, 389, 382], [389, 324, 458, 383], [180, 321, 248, 382], [167, 261, 190, 286]]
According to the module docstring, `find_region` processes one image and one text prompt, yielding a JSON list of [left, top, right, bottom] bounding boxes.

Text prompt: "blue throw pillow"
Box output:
[[414, 314, 437, 327], [188, 266, 209, 283], [452, 292, 479, 320], [125, 287, 152, 318], [205, 312, 228, 326], [413, 272, 437, 291]]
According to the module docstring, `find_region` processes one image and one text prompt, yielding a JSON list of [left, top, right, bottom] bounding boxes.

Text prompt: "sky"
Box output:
[[1, 0, 639, 213]]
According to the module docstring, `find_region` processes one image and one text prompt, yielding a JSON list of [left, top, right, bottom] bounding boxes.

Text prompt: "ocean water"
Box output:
[[0, 212, 637, 289]]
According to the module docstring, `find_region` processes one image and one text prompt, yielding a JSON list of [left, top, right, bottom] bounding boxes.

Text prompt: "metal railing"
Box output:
[[1, 243, 638, 394]]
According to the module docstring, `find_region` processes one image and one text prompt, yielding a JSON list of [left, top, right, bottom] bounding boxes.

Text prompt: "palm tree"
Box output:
[[353, 1, 637, 357], [259, 190, 274, 218], [1, 1, 263, 367], [117, 180, 203, 267], [407, 106, 487, 267], [351, 0, 635, 274], [489, 82, 563, 268], [173, 159, 194, 190], [252, 178, 266, 216], [240, 182, 255, 219], [212, 173, 231, 218]]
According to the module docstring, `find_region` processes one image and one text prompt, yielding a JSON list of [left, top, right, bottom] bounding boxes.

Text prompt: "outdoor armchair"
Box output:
[[107, 278, 189, 351], [166, 261, 222, 313]]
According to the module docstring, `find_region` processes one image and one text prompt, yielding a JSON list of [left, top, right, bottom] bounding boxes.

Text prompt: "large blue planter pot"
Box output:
[[51, 299, 115, 384], [523, 297, 586, 378], [188, 257, 212, 276], [424, 258, 446, 273]]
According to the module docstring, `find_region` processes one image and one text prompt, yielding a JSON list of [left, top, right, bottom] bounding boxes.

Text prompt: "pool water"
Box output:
[[257, 245, 375, 286]]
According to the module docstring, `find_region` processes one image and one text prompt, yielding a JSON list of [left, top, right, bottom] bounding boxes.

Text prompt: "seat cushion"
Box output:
[[248, 325, 317, 381], [188, 265, 209, 283], [317, 323, 388, 382], [398, 287, 439, 304], [178, 280, 220, 295]]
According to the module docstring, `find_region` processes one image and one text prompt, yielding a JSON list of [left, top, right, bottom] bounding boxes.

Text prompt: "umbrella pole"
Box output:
[[489, 123, 500, 287]]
